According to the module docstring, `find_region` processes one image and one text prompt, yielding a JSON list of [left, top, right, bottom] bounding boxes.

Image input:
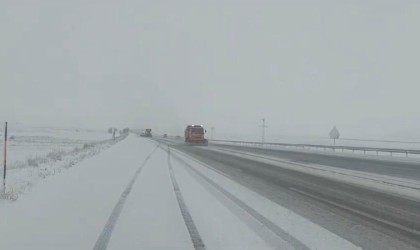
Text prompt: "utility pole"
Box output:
[[261, 118, 267, 143], [210, 127, 215, 140]]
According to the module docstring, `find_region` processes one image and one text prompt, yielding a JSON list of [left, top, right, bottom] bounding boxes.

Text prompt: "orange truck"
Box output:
[[184, 125, 208, 145]]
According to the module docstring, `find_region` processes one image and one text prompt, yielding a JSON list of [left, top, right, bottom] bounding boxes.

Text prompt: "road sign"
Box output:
[[329, 126, 340, 146], [329, 126, 340, 139]]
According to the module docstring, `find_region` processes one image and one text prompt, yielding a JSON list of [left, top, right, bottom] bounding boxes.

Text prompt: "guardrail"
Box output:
[[210, 139, 420, 157]]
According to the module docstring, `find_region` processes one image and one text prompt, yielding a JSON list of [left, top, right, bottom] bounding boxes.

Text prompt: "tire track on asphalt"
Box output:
[[176, 144, 420, 248], [198, 146, 420, 241], [209, 147, 420, 191], [169, 146, 310, 250], [167, 147, 206, 250], [93, 145, 159, 250]]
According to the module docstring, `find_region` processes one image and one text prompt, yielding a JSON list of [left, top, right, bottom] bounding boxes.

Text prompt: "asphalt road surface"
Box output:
[[159, 138, 420, 250], [212, 144, 420, 181]]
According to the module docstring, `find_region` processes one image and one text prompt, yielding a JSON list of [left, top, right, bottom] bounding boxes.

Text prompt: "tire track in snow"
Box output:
[[93, 145, 159, 250], [167, 147, 206, 250], [169, 147, 311, 250]]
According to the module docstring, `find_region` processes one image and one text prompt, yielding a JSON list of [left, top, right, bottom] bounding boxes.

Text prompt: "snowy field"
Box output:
[[0, 126, 125, 200], [1, 126, 111, 164]]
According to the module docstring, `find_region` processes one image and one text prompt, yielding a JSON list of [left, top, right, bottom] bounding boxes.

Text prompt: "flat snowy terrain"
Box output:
[[0, 127, 123, 199], [2, 127, 110, 164], [3, 134, 420, 249], [0, 135, 364, 250]]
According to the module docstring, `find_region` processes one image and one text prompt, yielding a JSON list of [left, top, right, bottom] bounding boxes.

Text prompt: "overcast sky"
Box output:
[[1, 0, 419, 140]]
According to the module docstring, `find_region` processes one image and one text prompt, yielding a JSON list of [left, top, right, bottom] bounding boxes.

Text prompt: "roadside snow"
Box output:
[[3, 127, 111, 164], [4, 126, 109, 141], [0, 135, 154, 249], [1, 135, 127, 200]]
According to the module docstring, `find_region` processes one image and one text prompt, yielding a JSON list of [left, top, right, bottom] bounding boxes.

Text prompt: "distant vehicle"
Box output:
[[163, 134, 168, 138], [140, 128, 152, 137], [145, 129, 152, 136], [184, 125, 208, 145]]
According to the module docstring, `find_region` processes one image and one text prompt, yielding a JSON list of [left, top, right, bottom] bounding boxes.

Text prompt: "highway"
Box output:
[[212, 143, 420, 181], [160, 138, 420, 250]]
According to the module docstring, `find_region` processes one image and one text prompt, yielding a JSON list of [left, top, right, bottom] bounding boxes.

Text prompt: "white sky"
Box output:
[[1, 0, 419, 140]]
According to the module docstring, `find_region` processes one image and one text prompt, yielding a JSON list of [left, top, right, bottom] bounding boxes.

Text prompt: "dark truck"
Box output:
[[141, 129, 152, 137]]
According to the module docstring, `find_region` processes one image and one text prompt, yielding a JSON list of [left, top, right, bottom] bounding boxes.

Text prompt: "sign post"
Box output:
[[261, 118, 268, 143], [3, 122, 7, 194], [329, 126, 340, 146]]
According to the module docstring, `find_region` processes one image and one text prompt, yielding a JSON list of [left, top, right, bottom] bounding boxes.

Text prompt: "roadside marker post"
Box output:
[[2, 122, 7, 194], [261, 118, 268, 143]]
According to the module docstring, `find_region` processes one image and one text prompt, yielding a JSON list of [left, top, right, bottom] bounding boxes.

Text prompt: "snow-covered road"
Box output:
[[0, 135, 367, 249], [0, 135, 153, 249]]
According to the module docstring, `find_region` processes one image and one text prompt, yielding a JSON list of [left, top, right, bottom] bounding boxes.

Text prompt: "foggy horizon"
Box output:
[[1, 0, 420, 141]]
